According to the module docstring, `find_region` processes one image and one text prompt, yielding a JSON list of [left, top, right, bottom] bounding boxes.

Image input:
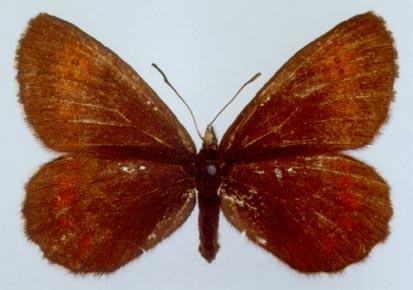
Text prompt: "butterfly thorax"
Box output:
[[196, 126, 221, 191], [195, 126, 221, 262]]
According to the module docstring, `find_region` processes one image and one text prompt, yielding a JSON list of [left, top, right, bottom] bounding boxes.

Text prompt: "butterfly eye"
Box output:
[[206, 164, 217, 176]]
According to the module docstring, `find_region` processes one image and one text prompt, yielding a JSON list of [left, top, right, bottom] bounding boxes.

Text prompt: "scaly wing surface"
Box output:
[[17, 14, 195, 161], [23, 153, 196, 273], [220, 153, 391, 272], [220, 13, 397, 159]]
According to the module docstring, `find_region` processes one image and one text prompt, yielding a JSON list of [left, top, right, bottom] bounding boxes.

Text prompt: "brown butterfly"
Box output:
[[17, 12, 397, 274]]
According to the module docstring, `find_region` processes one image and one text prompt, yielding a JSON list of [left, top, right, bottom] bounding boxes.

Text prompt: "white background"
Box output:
[[1, 0, 412, 289]]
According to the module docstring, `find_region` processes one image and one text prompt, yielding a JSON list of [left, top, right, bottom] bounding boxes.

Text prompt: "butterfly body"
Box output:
[[17, 12, 396, 274], [195, 126, 223, 261]]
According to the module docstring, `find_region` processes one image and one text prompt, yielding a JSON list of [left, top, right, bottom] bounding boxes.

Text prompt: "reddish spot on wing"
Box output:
[[63, 159, 81, 170], [78, 234, 92, 250], [339, 215, 357, 230], [331, 160, 353, 172], [336, 175, 356, 189], [58, 216, 75, 228], [320, 235, 338, 252], [53, 174, 80, 208], [334, 176, 362, 209]]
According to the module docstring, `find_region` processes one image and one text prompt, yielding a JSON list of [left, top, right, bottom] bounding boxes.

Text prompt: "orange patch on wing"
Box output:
[[334, 175, 362, 208], [335, 101, 359, 116], [56, 102, 78, 119], [53, 189, 78, 207], [57, 43, 98, 79], [336, 175, 356, 190], [59, 174, 80, 190], [338, 191, 362, 209], [315, 50, 357, 82]]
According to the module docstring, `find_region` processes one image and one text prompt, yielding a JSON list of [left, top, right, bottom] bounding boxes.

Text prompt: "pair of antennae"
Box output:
[[152, 63, 261, 141]]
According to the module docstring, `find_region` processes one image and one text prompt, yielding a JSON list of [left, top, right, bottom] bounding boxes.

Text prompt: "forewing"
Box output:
[[220, 13, 397, 158], [220, 154, 392, 272], [17, 14, 195, 161], [22, 153, 196, 273]]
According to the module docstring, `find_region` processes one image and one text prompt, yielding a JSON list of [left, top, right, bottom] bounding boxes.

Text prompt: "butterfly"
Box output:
[[17, 12, 397, 274]]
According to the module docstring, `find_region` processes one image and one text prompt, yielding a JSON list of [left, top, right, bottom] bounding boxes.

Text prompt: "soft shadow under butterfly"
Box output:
[[17, 12, 397, 274]]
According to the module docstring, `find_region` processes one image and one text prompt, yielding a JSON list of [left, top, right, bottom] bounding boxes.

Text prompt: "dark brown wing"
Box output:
[[220, 153, 391, 272], [22, 153, 196, 273], [220, 13, 397, 159], [17, 14, 195, 161]]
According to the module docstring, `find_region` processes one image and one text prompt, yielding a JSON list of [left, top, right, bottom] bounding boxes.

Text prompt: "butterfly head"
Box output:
[[204, 125, 217, 146]]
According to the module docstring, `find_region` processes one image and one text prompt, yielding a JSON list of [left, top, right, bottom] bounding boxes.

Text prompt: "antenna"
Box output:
[[152, 64, 261, 140], [152, 63, 204, 141], [206, 72, 261, 128]]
